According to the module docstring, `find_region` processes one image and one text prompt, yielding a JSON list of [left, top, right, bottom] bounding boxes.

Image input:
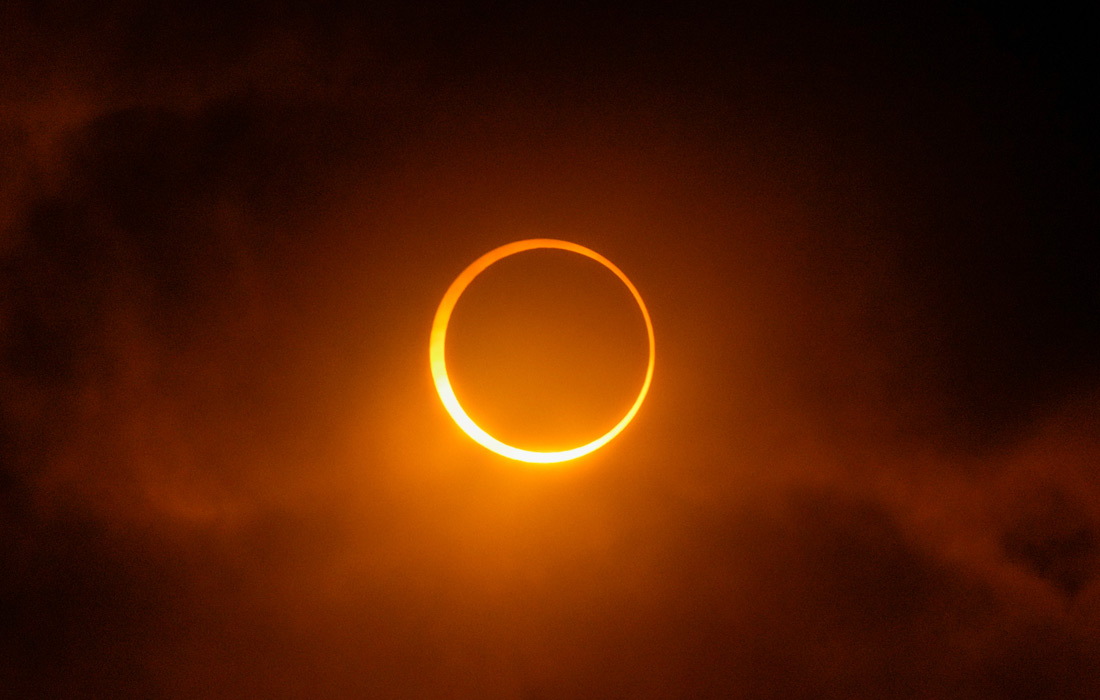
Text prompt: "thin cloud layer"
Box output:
[[2, 3, 1097, 698]]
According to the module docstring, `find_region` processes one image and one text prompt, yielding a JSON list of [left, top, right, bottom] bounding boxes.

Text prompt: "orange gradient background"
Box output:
[[2, 4, 1098, 700]]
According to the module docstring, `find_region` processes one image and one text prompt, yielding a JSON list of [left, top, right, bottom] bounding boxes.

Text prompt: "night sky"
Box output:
[[2, 3, 1099, 698]]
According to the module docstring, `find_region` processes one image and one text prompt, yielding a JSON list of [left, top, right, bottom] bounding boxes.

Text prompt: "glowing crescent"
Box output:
[[430, 239, 655, 464]]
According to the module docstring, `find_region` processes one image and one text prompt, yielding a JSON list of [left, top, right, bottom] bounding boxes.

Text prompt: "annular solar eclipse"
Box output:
[[430, 239, 655, 463]]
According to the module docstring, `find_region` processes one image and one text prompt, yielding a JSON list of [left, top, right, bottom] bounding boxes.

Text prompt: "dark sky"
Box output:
[[2, 3, 1099, 698]]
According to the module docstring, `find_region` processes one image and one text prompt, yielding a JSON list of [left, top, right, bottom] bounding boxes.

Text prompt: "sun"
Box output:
[[430, 239, 655, 464]]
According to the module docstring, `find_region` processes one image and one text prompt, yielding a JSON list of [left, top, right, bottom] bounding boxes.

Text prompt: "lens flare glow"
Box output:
[[430, 239, 655, 463]]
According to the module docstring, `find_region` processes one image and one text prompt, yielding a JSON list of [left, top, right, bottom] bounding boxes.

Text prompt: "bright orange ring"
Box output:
[[430, 239, 655, 464]]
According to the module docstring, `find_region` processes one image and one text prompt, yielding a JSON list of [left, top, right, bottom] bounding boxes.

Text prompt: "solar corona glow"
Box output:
[[430, 239, 655, 464]]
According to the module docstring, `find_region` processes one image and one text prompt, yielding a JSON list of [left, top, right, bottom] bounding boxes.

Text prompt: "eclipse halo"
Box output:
[[429, 238, 655, 464]]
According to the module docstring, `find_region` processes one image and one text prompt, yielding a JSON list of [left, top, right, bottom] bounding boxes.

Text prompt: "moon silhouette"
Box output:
[[430, 239, 655, 464]]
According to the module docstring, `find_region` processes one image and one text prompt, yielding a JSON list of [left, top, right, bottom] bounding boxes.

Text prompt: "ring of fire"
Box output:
[[430, 239, 656, 464]]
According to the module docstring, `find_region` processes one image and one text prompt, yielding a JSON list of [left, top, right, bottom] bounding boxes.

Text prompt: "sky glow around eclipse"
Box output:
[[5, 5, 1098, 696]]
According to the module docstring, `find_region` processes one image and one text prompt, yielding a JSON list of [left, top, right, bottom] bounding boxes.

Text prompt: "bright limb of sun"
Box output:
[[429, 239, 655, 464]]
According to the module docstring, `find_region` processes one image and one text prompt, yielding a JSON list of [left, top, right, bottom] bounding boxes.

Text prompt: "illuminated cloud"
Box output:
[[2, 3, 1096, 698]]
